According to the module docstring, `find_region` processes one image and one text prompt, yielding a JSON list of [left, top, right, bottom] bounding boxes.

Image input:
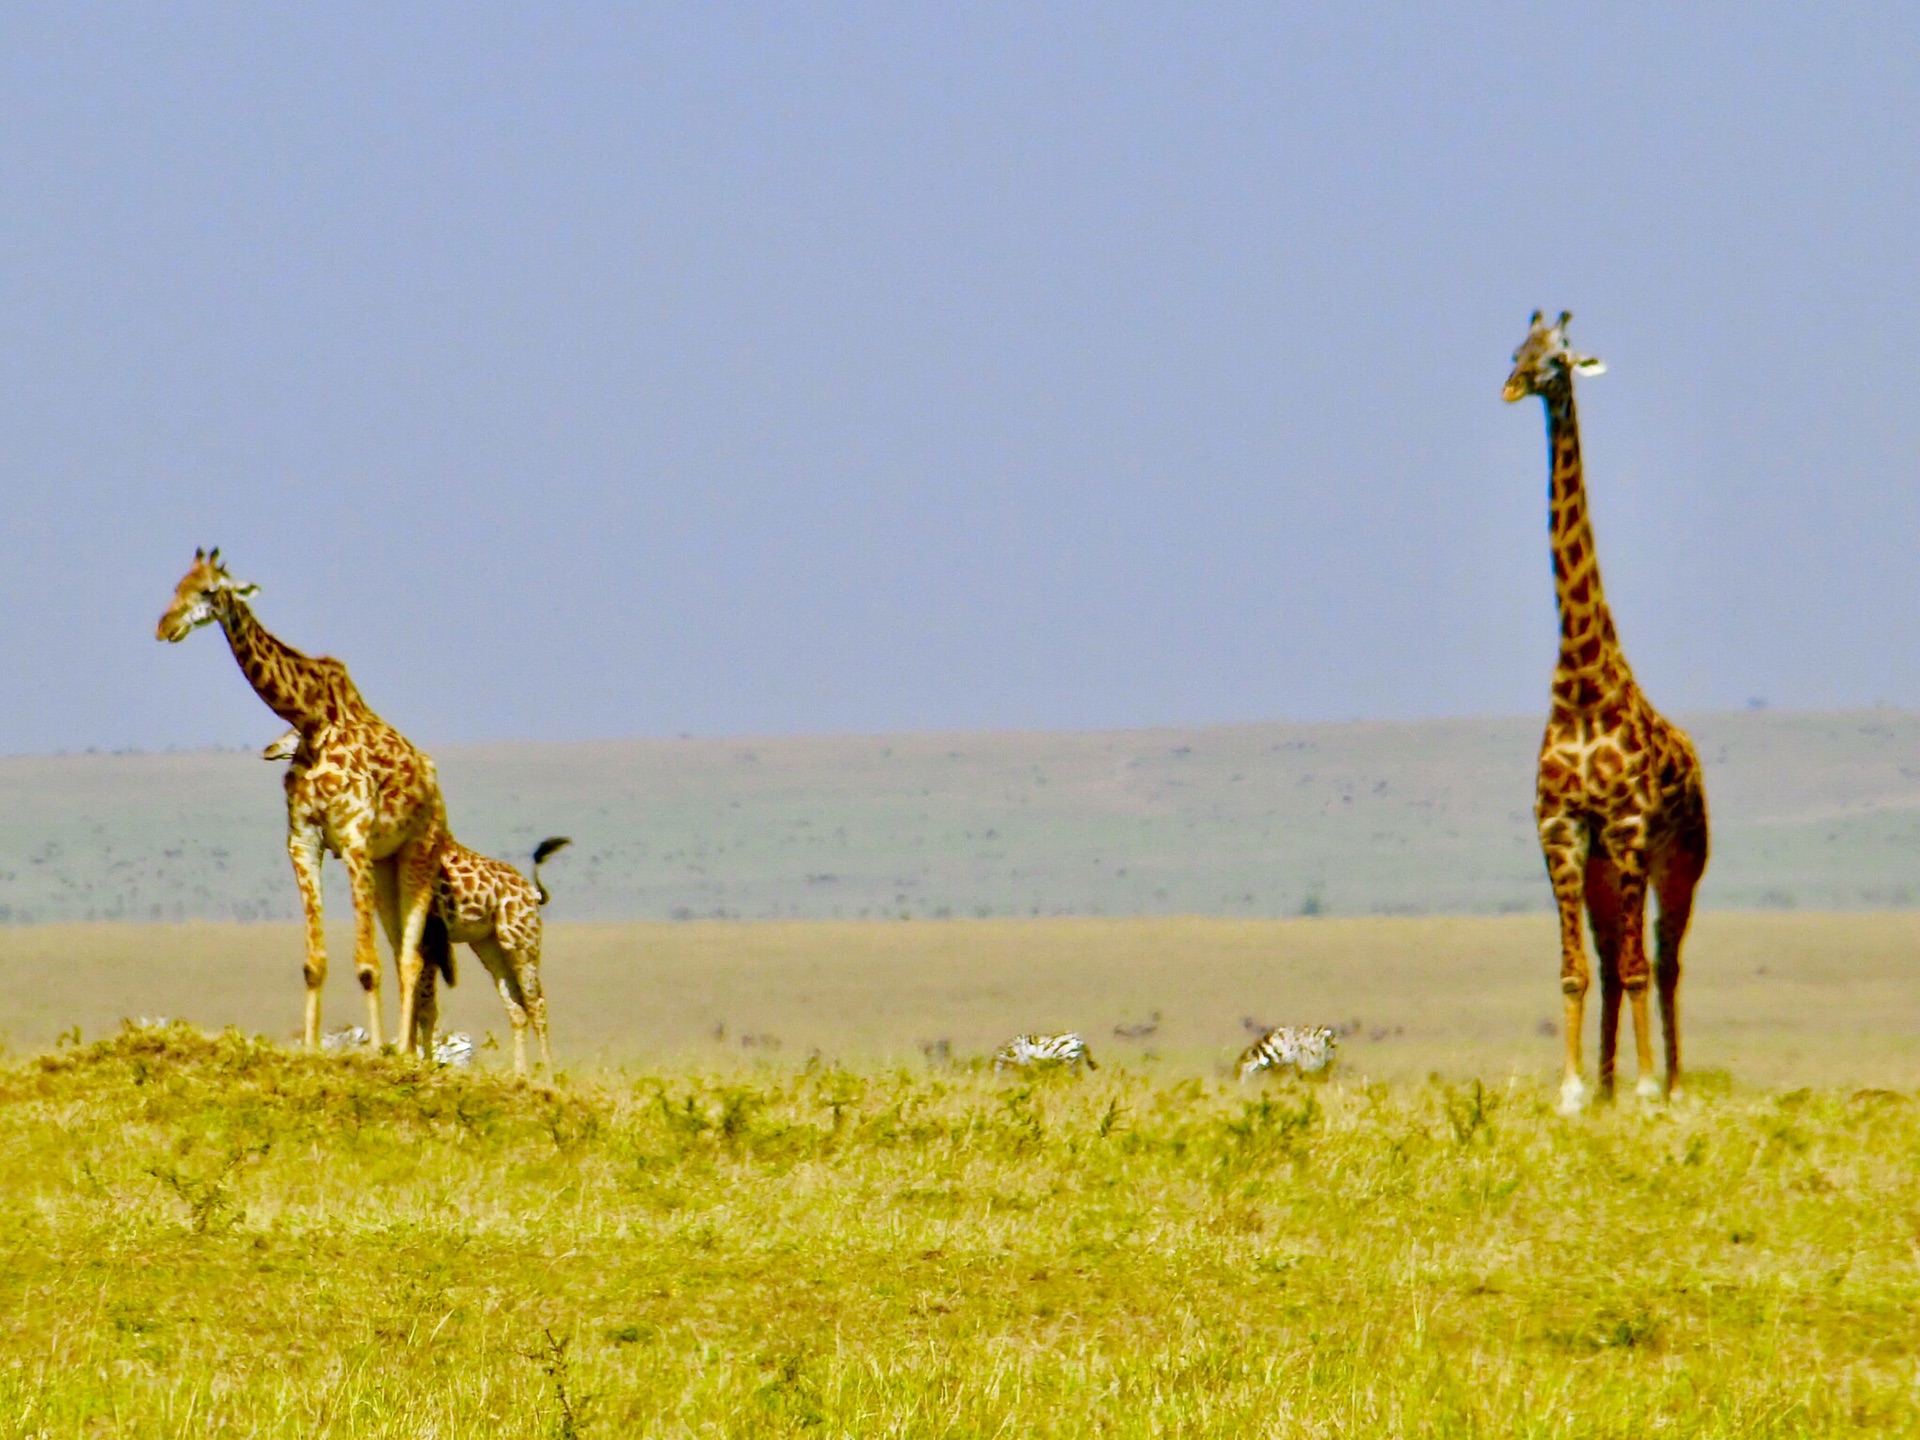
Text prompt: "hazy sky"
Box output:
[[4, 6, 1918, 753]]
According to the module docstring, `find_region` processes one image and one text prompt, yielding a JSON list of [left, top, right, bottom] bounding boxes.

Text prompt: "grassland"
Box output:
[[4, 1022, 1919, 1437], [7, 709, 1920, 924], [7, 913, 1920, 1089]]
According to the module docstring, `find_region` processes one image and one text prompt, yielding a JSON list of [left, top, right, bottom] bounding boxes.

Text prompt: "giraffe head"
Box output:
[[1502, 310, 1605, 402], [156, 547, 261, 642]]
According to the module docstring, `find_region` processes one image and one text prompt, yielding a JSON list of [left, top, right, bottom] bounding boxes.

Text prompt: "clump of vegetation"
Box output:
[[1, 1024, 1917, 1435]]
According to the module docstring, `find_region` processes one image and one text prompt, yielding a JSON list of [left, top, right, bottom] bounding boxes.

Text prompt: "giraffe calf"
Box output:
[[265, 730, 569, 1075], [409, 833, 570, 1075]]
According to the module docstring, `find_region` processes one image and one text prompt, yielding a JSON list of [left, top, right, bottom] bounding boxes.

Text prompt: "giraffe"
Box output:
[[265, 721, 569, 1076], [157, 549, 447, 1054], [1503, 312, 1710, 1115], [408, 834, 571, 1076]]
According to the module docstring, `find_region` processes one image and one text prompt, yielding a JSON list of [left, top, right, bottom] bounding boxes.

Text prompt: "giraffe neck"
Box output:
[[214, 597, 353, 729], [1542, 380, 1631, 705]]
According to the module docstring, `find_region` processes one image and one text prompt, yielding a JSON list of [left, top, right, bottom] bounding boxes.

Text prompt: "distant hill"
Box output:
[[2, 710, 1918, 924]]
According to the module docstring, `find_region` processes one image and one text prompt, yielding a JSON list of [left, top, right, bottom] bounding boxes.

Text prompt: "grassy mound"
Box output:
[[2, 1024, 1917, 1435]]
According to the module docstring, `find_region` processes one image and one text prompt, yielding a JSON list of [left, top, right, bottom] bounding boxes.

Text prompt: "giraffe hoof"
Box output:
[[1635, 1076, 1662, 1102], [1557, 1076, 1589, 1116]]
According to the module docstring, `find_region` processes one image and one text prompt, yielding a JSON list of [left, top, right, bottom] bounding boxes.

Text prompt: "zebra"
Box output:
[[993, 1032, 1098, 1072], [1237, 1025, 1339, 1082], [319, 1022, 469, 1067], [431, 1032, 476, 1069], [320, 1024, 372, 1054]]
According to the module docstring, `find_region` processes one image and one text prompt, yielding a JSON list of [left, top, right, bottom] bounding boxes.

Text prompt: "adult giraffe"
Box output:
[[1503, 313, 1709, 1115], [157, 548, 446, 1054]]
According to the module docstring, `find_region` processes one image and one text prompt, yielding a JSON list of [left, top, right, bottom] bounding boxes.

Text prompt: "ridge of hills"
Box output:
[[3, 709, 1918, 925]]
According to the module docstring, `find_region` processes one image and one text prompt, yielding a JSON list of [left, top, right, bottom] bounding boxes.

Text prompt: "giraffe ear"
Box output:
[[229, 580, 261, 600], [1570, 354, 1606, 376]]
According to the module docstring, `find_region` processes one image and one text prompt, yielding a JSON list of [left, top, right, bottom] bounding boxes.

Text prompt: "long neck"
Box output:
[[215, 598, 339, 728], [1542, 380, 1631, 704]]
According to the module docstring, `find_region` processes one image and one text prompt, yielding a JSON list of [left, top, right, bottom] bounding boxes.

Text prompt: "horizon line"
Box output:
[[0, 700, 1904, 763]]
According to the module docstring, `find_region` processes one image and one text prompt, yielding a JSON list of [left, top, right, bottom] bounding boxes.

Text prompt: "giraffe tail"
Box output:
[[532, 836, 573, 907], [421, 913, 456, 988]]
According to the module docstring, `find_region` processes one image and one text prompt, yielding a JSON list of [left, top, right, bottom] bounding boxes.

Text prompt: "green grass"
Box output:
[[5, 1023, 1918, 1436]]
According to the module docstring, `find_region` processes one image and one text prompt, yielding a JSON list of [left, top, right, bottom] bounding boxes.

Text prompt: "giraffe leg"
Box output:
[[1538, 808, 1591, 1116], [342, 844, 384, 1049], [1585, 853, 1626, 1102], [372, 856, 401, 953], [524, 948, 551, 1074], [392, 838, 439, 1058], [411, 957, 440, 1054], [1601, 825, 1658, 1101], [473, 935, 532, 1077], [371, 860, 435, 1054], [507, 910, 552, 1072], [1652, 832, 1707, 1101], [287, 825, 328, 1051]]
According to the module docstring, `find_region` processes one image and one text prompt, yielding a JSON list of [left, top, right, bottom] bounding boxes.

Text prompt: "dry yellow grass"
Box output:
[[6, 913, 1920, 1087], [5, 1024, 1920, 1436]]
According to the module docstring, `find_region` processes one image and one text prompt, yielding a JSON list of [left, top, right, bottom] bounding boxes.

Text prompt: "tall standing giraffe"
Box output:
[[1503, 312, 1709, 1115], [265, 724, 570, 1077], [157, 548, 447, 1053]]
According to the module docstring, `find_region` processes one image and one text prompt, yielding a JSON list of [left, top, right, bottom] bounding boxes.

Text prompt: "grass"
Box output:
[[3, 1022, 1919, 1436], [9, 913, 1920, 1088]]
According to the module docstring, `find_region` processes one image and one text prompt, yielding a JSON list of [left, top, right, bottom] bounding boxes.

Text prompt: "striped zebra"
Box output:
[[431, 1032, 476, 1069], [1237, 1025, 1338, 1082], [320, 1024, 372, 1054], [993, 1032, 1098, 1072]]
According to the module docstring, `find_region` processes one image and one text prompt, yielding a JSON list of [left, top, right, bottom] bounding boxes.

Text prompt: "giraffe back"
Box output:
[[432, 839, 544, 951], [285, 716, 445, 861]]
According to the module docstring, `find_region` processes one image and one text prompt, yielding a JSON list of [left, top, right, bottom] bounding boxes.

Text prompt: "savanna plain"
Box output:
[[5, 912, 1920, 1436], [9, 715, 1920, 1433]]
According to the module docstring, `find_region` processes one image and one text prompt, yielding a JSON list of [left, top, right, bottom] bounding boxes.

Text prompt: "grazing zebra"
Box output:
[[993, 1033, 1098, 1072], [431, 1032, 476, 1068], [1237, 1025, 1339, 1082], [320, 1024, 371, 1053], [319, 1021, 469, 1067]]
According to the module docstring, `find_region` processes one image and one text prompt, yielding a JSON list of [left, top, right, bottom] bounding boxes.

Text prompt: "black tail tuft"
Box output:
[[532, 836, 572, 906], [421, 913, 455, 988]]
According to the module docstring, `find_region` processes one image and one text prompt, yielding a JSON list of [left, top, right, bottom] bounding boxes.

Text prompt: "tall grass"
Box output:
[[2, 1024, 1917, 1436]]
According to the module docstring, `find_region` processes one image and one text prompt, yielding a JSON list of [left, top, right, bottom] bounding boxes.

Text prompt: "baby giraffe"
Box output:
[[265, 730, 570, 1075]]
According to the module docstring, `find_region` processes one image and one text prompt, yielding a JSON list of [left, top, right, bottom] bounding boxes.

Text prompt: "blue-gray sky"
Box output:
[[3, 5, 1917, 753]]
